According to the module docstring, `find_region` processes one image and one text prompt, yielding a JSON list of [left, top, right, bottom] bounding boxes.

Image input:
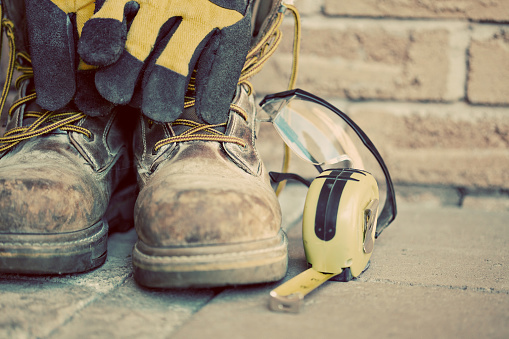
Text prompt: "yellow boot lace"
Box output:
[[0, 18, 91, 153]]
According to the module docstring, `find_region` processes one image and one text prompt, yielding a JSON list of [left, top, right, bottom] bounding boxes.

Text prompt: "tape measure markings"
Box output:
[[269, 267, 340, 313]]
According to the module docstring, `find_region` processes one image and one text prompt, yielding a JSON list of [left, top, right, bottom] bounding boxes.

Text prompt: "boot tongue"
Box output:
[[172, 105, 228, 135], [21, 99, 48, 127]]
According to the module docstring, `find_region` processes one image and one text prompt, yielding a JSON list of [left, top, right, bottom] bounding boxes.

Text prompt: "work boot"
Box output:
[[0, 101, 137, 274], [131, 0, 289, 288], [132, 84, 287, 288], [0, 5, 137, 274], [0, 86, 137, 274]]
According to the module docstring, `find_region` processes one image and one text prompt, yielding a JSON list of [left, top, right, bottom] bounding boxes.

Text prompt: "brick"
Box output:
[[395, 185, 462, 207], [349, 103, 509, 150], [258, 99, 509, 189], [0, 280, 98, 339], [390, 148, 509, 189], [463, 194, 509, 211], [467, 25, 509, 105], [251, 18, 468, 102], [350, 103, 509, 187], [50, 278, 215, 339], [259, 100, 509, 189], [324, 0, 509, 23], [292, 0, 324, 16], [333, 102, 509, 189]]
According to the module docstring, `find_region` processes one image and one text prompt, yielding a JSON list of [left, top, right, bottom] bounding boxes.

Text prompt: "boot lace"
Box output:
[[0, 18, 91, 153], [154, 3, 301, 153]]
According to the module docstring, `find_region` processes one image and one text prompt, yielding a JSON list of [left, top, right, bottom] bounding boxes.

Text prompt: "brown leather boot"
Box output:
[[0, 91, 137, 274], [0, 0, 137, 275], [0, 103, 137, 274], [132, 84, 287, 288], [0, 57, 136, 275]]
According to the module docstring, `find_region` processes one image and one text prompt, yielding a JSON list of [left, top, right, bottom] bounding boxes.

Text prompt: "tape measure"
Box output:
[[270, 168, 379, 313]]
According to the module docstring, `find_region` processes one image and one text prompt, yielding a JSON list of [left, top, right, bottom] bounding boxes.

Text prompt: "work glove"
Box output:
[[78, 0, 253, 123], [24, 0, 119, 116]]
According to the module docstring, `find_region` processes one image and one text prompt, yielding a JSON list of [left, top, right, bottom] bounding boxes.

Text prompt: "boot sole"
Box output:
[[132, 230, 288, 288], [0, 221, 108, 274]]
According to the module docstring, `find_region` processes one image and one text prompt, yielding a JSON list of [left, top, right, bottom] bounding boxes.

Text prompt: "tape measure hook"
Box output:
[[269, 291, 303, 313]]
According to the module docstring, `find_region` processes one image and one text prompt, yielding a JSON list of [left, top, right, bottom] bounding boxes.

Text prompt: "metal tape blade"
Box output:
[[269, 267, 339, 313]]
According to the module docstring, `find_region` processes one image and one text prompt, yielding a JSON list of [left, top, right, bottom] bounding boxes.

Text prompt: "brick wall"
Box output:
[[254, 0, 509, 200]]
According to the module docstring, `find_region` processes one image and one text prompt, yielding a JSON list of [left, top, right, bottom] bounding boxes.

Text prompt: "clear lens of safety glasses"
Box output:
[[259, 89, 397, 237], [260, 95, 364, 169]]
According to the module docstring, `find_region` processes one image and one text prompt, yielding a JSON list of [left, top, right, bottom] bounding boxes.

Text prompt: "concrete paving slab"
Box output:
[[0, 228, 137, 294], [0, 227, 137, 338], [49, 278, 217, 339], [281, 203, 509, 292], [0, 280, 99, 339], [170, 280, 509, 339], [0, 184, 304, 339], [1, 185, 507, 339], [363, 205, 509, 292], [171, 203, 509, 339]]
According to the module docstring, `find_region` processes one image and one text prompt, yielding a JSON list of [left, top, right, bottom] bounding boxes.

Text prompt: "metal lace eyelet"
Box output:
[[87, 133, 95, 142]]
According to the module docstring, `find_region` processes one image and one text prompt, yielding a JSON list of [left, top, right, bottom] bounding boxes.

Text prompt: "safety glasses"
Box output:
[[259, 88, 397, 237]]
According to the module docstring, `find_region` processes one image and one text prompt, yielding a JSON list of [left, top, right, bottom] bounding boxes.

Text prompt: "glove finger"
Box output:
[[75, 70, 115, 116], [78, 0, 135, 67], [25, 0, 79, 110], [141, 20, 214, 122], [94, 49, 144, 105], [92, 5, 173, 105], [195, 14, 252, 124], [141, 1, 247, 122]]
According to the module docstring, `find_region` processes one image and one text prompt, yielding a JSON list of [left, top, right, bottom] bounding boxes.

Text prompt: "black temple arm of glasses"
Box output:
[[269, 171, 312, 187]]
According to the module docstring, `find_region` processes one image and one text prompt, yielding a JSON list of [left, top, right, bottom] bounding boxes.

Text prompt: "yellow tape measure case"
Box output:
[[302, 169, 379, 278]]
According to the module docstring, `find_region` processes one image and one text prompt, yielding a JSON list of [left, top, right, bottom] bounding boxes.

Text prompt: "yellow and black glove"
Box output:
[[78, 0, 253, 123], [24, 0, 122, 116]]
